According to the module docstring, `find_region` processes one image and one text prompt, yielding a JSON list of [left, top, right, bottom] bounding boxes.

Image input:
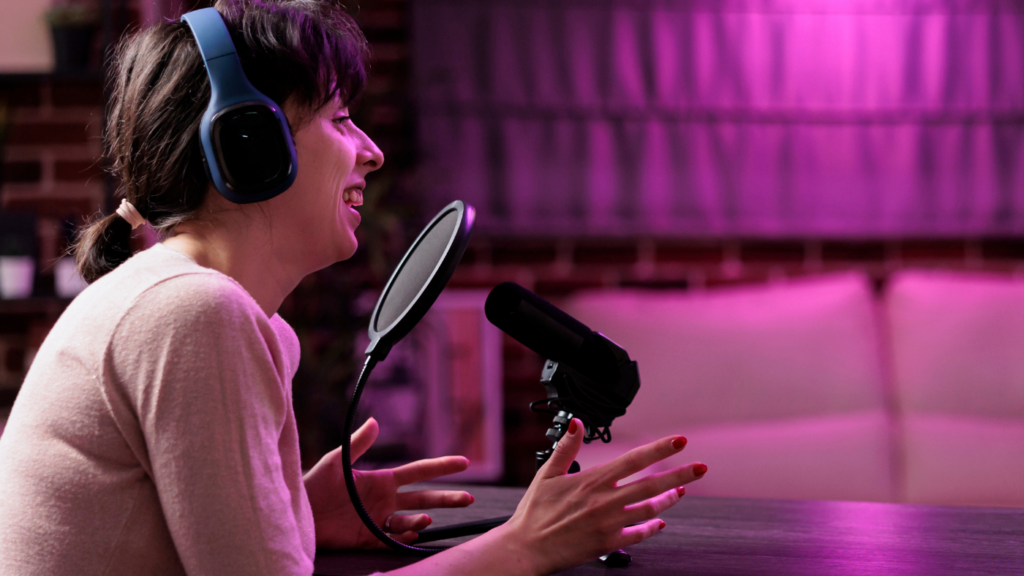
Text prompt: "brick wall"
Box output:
[[0, 76, 106, 408], [1, 76, 107, 281], [451, 238, 1024, 295]]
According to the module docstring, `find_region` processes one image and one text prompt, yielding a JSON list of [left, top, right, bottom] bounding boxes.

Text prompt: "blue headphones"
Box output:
[[181, 8, 298, 204]]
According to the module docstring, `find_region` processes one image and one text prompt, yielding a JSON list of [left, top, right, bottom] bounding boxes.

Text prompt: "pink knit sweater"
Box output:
[[0, 244, 316, 575]]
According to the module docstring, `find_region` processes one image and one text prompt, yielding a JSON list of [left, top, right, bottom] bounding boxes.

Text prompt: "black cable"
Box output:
[[342, 356, 444, 555]]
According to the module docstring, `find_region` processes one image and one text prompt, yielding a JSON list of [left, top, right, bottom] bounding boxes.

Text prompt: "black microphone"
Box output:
[[484, 282, 620, 386]]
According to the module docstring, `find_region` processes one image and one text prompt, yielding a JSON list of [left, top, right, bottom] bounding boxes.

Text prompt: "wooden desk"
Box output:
[[314, 485, 1024, 575]]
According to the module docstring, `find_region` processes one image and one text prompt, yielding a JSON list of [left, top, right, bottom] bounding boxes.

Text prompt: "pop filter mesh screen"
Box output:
[[375, 209, 459, 331]]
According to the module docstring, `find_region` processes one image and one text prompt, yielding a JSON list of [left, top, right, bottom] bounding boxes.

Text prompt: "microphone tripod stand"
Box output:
[[413, 360, 632, 568]]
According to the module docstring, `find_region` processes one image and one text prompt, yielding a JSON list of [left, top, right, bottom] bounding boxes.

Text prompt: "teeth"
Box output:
[[342, 189, 363, 206]]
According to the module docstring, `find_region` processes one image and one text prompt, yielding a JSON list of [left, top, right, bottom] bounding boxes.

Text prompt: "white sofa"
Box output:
[[563, 271, 1024, 507]]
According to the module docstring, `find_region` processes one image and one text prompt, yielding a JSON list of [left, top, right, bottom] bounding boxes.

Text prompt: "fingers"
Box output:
[[538, 418, 584, 479], [598, 436, 687, 483], [617, 518, 666, 549], [350, 417, 379, 463], [396, 489, 474, 511], [621, 486, 684, 525], [614, 463, 706, 506], [392, 455, 470, 486], [390, 531, 422, 545], [385, 513, 432, 535]]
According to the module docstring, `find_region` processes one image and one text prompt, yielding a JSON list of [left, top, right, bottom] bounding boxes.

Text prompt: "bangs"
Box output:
[[219, 0, 370, 114]]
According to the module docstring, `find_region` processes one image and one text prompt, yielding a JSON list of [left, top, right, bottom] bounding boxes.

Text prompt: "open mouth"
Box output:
[[343, 188, 364, 207]]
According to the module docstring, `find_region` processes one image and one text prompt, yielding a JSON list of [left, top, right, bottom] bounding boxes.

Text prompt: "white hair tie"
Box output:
[[115, 199, 147, 230]]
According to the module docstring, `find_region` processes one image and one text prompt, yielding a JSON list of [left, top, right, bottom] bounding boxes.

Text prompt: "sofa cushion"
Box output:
[[574, 410, 897, 502], [561, 273, 895, 501], [900, 414, 1024, 507], [887, 271, 1024, 506], [887, 272, 1024, 418], [561, 273, 889, 433]]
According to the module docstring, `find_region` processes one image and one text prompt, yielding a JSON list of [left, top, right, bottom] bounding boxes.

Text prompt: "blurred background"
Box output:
[[1, 0, 1023, 507]]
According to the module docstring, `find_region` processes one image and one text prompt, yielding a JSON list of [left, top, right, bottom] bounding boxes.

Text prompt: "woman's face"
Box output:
[[273, 97, 384, 268]]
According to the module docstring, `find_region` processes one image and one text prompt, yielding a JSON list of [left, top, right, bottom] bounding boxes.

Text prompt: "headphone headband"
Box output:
[[182, 8, 298, 204], [182, 7, 237, 61]]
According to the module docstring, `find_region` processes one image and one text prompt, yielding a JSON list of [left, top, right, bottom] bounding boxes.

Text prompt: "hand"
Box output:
[[303, 417, 475, 549], [500, 419, 706, 574]]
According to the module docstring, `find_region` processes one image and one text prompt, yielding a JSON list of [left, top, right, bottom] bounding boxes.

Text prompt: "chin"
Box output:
[[336, 240, 359, 262]]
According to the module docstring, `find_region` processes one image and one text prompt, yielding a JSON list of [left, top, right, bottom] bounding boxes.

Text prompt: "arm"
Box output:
[[115, 276, 314, 574]]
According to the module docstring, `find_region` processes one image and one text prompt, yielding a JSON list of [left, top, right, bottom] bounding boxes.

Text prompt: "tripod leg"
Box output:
[[412, 515, 512, 544], [599, 550, 631, 567]]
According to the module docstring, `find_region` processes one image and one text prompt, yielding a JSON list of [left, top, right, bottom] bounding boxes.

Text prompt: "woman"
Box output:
[[0, 1, 706, 574]]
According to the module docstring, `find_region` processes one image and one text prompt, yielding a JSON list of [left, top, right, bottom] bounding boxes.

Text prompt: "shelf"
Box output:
[[0, 297, 72, 316], [0, 389, 17, 407]]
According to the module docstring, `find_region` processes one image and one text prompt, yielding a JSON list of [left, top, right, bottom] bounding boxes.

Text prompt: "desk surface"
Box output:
[[314, 485, 1024, 575]]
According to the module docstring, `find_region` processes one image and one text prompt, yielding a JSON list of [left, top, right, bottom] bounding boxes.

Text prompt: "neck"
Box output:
[[161, 210, 306, 317]]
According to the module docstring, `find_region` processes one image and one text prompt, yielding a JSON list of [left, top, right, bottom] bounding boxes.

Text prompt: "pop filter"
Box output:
[[343, 200, 475, 555]]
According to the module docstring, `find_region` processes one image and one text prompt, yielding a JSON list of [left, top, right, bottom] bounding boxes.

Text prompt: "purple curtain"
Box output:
[[413, 0, 1024, 237]]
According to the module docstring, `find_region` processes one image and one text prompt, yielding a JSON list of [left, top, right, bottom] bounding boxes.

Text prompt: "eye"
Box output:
[[333, 115, 351, 125]]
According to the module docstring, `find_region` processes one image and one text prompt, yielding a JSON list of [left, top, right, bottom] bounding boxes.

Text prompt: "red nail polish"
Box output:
[[468, 494, 475, 504], [671, 437, 687, 450], [568, 419, 578, 435], [676, 486, 685, 497], [693, 463, 708, 476], [658, 520, 666, 530]]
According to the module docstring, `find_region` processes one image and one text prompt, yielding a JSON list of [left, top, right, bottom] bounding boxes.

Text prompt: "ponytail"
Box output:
[[72, 22, 209, 283], [73, 213, 134, 284]]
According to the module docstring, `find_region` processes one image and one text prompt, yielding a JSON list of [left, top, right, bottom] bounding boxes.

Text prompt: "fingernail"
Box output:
[[467, 493, 475, 504], [568, 419, 578, 435], [671, 436, 687, 450], [693, 463, 708, 476], [675, 486, 685, 497], [658, 520, 666, 530], [424, 514, 432, 525]]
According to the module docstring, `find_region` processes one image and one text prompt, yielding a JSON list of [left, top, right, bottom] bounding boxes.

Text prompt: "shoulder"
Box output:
[[135, 271, 260, 325], [101, 247, 269, 356], [111, 271, 274, 365], [68, 245, 261, 329]]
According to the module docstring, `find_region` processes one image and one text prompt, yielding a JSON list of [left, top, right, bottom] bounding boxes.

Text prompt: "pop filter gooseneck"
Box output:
[[342, 200, 474, 555]]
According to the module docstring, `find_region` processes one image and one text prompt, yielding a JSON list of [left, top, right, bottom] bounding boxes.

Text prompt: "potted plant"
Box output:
[[46, 1, 100, 73], [0, 101, 7, 184], [0, 107, 36, 300], [0, 213, 37, 300]]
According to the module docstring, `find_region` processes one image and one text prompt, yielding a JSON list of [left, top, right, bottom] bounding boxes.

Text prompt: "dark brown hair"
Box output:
[[74, 0, 370, 283]]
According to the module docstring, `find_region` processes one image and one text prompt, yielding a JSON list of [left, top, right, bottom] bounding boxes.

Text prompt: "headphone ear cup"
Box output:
[[213, 105, 293, 195], [183, 8, 298, 204]]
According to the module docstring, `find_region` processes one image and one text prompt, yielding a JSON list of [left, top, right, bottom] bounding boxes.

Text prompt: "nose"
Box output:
[[356, 130, 384, 173]]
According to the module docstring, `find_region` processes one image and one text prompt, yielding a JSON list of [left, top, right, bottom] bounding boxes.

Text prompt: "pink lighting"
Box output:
[[415, 1, 1024, 236]]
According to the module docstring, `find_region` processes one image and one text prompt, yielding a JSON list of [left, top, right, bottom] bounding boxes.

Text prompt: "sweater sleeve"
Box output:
[[106, 273, 314, 576]]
